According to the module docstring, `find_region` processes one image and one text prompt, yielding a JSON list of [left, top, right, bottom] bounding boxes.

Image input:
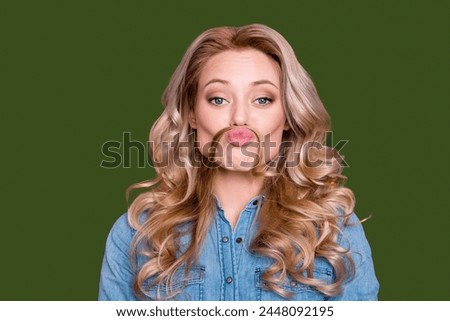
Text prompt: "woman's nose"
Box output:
[[230, 101, 249, 126]]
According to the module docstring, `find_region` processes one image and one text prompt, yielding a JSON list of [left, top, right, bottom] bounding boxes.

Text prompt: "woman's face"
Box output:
[[189, 48, 288, 171]]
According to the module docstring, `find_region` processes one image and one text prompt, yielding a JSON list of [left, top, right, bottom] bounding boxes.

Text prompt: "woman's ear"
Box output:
[[283, 119, 290, 131], [188, 109, 197, 129]]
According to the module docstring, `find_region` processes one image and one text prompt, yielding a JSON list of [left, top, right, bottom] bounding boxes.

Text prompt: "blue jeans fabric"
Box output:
[[99, 195, 379, 300]]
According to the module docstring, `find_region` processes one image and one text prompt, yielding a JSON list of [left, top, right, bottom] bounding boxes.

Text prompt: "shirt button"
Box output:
[[236, 237, 242, 243], [226, 277, 233, 284], [252, 200, 258, 206], [290, 281, 297, 287], [222, 236, 229, 243]]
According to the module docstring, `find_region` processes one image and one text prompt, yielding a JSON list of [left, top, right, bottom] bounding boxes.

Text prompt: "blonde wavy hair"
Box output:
[[127, 24, 355, 299]]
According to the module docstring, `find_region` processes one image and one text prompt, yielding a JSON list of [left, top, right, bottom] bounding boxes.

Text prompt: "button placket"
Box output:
[[218, 211, 235, 299], [233, 197, 262, 299]]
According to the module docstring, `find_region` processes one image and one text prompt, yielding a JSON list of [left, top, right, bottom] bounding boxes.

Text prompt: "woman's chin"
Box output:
[[213, 155, 259, 172]]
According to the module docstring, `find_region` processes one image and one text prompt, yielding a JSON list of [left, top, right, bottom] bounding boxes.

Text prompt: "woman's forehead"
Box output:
[[197, 49, 281, 89]]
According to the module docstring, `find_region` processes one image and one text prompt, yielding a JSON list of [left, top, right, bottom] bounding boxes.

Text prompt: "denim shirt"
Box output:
[[99, 195, 379, 300]]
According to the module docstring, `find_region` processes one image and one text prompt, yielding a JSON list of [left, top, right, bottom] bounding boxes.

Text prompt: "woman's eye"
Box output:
[[255, 97, 272, 105], [209, 97, 226, 105]]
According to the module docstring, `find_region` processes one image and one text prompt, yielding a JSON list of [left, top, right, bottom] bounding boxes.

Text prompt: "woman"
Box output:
[[99, 23, 379, 300]]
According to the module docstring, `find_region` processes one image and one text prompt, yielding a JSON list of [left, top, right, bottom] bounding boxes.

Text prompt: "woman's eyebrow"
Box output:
[[204, 79, 278, 89], [204, 79, 230, 88], [252, 80, 279, 89]]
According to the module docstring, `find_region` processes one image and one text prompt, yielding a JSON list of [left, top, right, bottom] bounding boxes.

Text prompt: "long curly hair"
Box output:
[[127, 24, 355, 299]]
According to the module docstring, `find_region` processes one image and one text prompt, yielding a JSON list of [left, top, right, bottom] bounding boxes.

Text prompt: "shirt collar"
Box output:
[[213, 194, 266, 211]]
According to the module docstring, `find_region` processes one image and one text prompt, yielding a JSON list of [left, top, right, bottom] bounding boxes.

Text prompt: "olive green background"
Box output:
[[1, 0, 449, 300]]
